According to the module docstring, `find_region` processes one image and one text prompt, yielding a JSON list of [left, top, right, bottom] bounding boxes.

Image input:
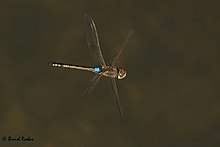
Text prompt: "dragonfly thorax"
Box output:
[[117, 67, 127, 79], [100, 66, 126, 79]]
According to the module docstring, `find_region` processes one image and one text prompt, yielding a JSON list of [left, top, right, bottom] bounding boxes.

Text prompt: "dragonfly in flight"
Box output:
[[49, 14, 133, 121]]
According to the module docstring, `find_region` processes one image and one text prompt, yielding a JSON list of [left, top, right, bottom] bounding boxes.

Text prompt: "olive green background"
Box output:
[[0, 0, 220, 146]]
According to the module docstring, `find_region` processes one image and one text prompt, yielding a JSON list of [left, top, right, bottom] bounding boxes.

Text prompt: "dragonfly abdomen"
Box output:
[[49, 62, 93, 72], [92, 66, 102, 73]]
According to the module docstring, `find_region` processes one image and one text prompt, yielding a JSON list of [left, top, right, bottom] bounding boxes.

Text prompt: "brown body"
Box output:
[[100, 66, 118, 78]]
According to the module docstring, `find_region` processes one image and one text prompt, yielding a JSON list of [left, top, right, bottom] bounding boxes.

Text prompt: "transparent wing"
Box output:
[[111, 30, 134, 65], [83, 74, 102, 96], [111, 78, 125, 121], [84, 14, 106, 66]]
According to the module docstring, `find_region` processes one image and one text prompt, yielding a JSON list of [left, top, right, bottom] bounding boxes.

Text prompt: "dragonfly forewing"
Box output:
[[84, 14, 106, 66], [111, 30, 134, 66]]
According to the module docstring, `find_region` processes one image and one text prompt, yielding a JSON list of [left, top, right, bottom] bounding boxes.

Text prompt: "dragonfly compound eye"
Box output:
[[117, 68, 127, 79]]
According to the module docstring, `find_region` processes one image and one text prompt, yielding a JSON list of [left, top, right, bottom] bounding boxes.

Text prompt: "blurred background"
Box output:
[[0, 0, 220, 146]]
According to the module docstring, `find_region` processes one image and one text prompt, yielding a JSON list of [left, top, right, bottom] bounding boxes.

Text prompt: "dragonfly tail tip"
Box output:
[[48, 61, 54, 66]]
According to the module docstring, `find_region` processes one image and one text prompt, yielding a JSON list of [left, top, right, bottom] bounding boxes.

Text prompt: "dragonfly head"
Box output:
[[117, 67, 127, 79]]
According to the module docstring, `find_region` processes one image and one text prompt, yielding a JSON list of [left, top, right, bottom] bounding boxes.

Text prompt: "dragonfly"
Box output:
[[49, 14, 133, 121]]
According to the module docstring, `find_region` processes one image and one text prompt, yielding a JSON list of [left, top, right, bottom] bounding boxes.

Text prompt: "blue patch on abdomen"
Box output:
[[93, 67, 102, 73]]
